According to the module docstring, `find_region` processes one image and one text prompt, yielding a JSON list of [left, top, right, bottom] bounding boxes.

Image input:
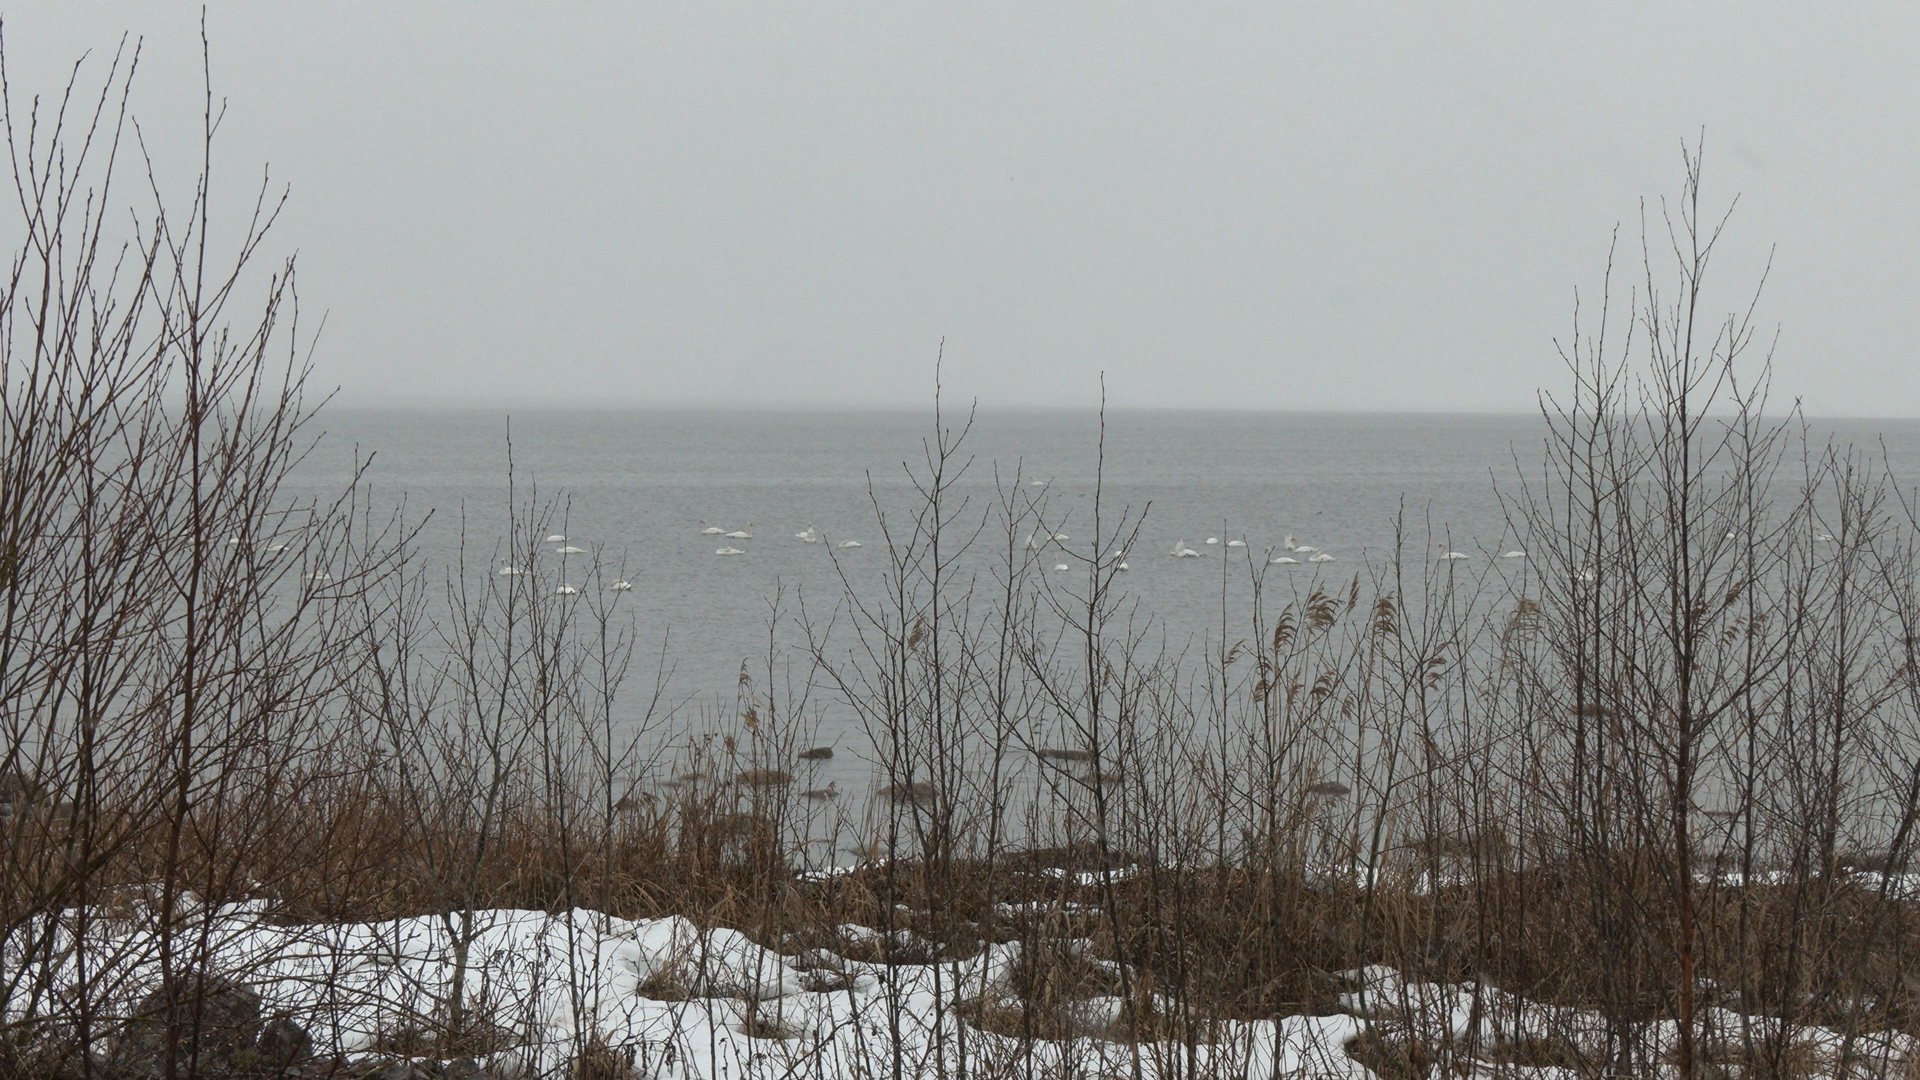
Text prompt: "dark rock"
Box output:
[[446, 1057, 496, 1080], [482, 1049, 534, 1080], [111, 972, 261, 1077], [258, 1016, 314, 1067], [878, 781, 935, 805], [297, 1055, 356, 1078]]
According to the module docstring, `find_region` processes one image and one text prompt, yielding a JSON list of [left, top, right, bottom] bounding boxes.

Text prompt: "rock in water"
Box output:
[[735, 768, 792, 788]]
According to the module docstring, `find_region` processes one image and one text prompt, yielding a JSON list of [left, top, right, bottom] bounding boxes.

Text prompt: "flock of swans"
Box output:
[[495, 522, 1534, 597], [1165, 534, 1342, 565], [498, 533, 636, 595], [699, 520, 863, 557], [230, 512, 1850, 605]]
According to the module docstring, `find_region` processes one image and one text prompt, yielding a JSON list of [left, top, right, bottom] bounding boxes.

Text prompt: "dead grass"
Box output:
[[1344, 1030, 1437, 1080], [569, 1038, 633, 1080], [364, 1002, 518, 1061]]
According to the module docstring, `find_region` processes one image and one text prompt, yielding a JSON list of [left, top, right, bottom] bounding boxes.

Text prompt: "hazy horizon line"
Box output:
[[318, 398, 1920, 424]]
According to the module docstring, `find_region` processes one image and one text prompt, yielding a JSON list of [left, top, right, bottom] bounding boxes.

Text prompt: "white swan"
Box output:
[[796, 525, 819, 544], [715, 546, 744, 556], [1283, 535, 1298, 551], [498, 563, 525, 576], [1293, 544, 1318, 554], [1053, 563, 1070, 571], [1029, 479, 1049, 488], [609, 580, 633, 592], [1271, 556, 1299, 565], [1025, 532, 1038, 550], [546, 534, 567, 543], [1501, 550, 1527, 559], [1206, 537, 1219, 546], [838, 540, 861, 548], [1051, 532, 1070, 542], [725, 523, 753, 540], [310, 571, 333, 583], [556, 584, 579, 596], [1226, 539, 1246, 548], [1308, 552, 1335, 563], [1443, 551, 1470, 560], [1816, 533, 1836, 543], [700, 522, 725, 535], [556, 545, 586, 554], [268, 543, 288, 554], [1170, 540, 1202, 558], [1116, 561, 1130, 571]]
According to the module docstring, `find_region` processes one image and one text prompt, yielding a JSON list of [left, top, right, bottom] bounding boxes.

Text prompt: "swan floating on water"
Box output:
[[1170, 540, 1202, 558], [1051, 532, 1070, 542], [1054, 563, 1070, 572], [556, 545, 586, 554], [1443, 551, 1470, 560], [609, 580, 633, 591], [1501, 550, 1527, 559], [1116, 561, 1130, 571], [498, 563, 525, 576], [700, 522, 725, 535], [796, 525, 819, 544], [546, 534, 567, 543], [1271, 556, 1299, 565], [715, 546, 745, 556], [725, 523, 754, 540], [1816, 533, 1836, 543], [555, 584, 579, 596], [1308, 552, 1335, 563], [1029, 479, 1049, 488], [838, 540, 861, 548], [1283, 535, 1298, 551], [1206, 537, 1219, 546], [1226, 539, 1246, 548]]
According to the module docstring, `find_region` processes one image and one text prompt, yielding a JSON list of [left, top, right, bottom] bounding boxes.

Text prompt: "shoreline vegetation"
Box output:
[[9, 42, 1920, 1080]]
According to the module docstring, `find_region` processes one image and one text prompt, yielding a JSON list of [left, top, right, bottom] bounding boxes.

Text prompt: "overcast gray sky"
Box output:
[[3, 4, 1914, 413]]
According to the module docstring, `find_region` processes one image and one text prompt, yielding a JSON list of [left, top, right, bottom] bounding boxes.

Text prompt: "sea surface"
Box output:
[[289, 408, 1920, 798]]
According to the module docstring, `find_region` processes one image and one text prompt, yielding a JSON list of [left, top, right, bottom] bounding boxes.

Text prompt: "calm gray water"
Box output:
[[291, 408, 1920, 798]]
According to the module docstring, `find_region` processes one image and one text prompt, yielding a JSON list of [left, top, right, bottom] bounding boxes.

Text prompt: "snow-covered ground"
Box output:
[[7, 897, 1918, 1078]]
